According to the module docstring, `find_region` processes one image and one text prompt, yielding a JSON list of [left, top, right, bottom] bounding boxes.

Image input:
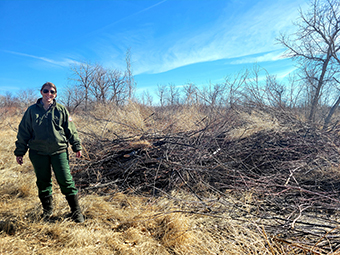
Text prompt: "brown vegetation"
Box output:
[[2, 103, 340, 254]]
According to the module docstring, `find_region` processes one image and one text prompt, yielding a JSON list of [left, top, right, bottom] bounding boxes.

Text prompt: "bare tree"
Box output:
[[199, 82, 228, 108], [0, 92, 19, 108], [224, 70, 248, 108], [278, 0, 340, 122], [323, 78, 340, 129], [59, 85, 85, 113], [156, 84, 167, 107], [242, 65, 267, 108], [285, 73, 304, 109], [91, 65, 110, 104], [140, 90, 153, 106], [68, 61, 131, 109], [182, 83, 199, 106], [20, 88, 39, 109], [107, 68, 127, 106], [70, 62, 96, 111], [265, 74, 286, 108], [125, 48, 135, 100], [166, 83, 180, 106]]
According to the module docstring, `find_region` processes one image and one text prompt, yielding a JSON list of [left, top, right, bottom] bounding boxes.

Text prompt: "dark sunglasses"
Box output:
[[42, 89, 56, 94]]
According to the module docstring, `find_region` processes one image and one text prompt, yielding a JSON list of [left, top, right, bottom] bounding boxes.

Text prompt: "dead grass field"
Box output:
[[1, 103, 340, 254]]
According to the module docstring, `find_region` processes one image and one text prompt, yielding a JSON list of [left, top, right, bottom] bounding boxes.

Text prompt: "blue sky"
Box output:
[[0, 0, 308, 99]]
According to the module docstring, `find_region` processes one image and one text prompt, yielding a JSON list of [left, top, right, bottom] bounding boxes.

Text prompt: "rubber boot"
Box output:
[[39, 195, 53, 221], [66, 194, 85, 223]]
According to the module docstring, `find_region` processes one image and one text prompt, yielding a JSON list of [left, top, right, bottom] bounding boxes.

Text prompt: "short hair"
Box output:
[[41, 82, 57, 93]]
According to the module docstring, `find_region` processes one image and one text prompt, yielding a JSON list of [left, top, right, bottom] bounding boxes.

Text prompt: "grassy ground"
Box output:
[[0, 104, 323, 254]]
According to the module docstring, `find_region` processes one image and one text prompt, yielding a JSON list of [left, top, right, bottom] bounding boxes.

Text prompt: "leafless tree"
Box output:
[[242, 65, 267, 108], [224, 70, 248, 108], [60, 85, 85, 113], [70, 62, 96, 111], [156, 84, 167, 107], [182, 83, 199, 106], [20, 88, 39, 109], [107, 68, 127, 106], [125, 48, 135, 100], [199, 82, 228, 108], [0, 92, 19, 108], [285, 74, 304, 109], [139, 89, 153, 106], [265, 74, 286, 108], [277, 0, 340, 124], [323, 78, 340, 128], [90, 65, 110, 104], [68, 60, 131, 109], [166, 83, 180, 106]]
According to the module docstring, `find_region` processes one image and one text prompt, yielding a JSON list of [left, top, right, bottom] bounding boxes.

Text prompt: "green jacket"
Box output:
[[14, 98, 82, 156]]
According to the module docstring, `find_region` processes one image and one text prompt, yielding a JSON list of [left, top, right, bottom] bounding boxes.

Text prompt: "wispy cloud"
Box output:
[[132, 0, 168, 16], [85, 0, 168, 41], [0, 86, 19, 92], [4, 50, 79, 67], [277, 67, 299, 79], [131, 0, 307, 75], [230, 51, 287, 65]]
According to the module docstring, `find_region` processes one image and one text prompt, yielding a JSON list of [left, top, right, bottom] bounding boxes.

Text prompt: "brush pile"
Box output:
[[71, 111, 340, 253]]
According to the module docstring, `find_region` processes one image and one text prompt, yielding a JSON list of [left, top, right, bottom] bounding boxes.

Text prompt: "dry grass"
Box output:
[[73, 103, 209, 141], [1, 104, 328, 254], [228, 110, 281, 139]]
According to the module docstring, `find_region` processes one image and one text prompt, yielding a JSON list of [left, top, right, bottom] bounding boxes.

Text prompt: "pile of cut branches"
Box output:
[[71, 114, 340, 253], [72, 119, 340, 196]]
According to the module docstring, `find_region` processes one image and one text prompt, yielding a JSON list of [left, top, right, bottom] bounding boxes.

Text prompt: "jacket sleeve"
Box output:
[[14, 108, 33, 156], [62, 108, 82, 152]]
